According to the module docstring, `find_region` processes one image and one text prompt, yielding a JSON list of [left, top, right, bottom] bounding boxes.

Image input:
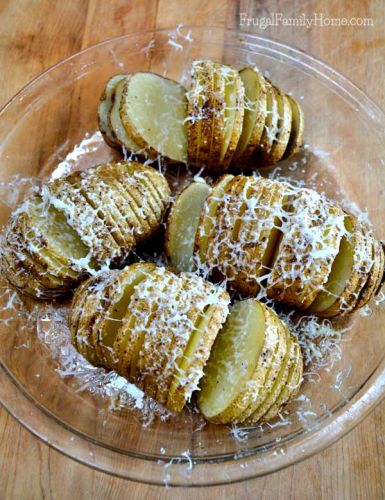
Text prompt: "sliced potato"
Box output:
[[194, 174, 234, 266], [232, 67, 267, 165], [207, 64, 226, 168], [262, 342, 303, 422], [46, 178, 122, 265], [254, 79, 279, 166], [308, 217, 369, 316], [187, 60, 215, 166], [165, 181, 210, 271], [92, 263, 156, 367], [245, 327, 294, 424], [120, 72, 188, 163], [354, 237, 384, 310], [268, 88, 292, 164], [98, 74, 128, 148], [283, 94, 305, 158], [166, 303, 227, 412], [197, 299, 267, 421], [219, 66, 245, 169], [223, 177, 288, 295], [71, 271, 116, 366], [267, 190, 346, 310]]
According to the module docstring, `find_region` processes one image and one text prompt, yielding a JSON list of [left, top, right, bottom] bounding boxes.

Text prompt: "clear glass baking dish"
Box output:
[[0, 27, 384, 487]]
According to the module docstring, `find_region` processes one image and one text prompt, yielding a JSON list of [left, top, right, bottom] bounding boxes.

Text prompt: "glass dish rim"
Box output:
[[0, 26, 385, 486]]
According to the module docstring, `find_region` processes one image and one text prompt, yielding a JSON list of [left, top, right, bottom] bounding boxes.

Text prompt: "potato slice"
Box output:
[[283, 95, 305, 159], [166, 302, 228, 412], [254, 79, 279, 166], [197, 299, 267, 421], [263, 342, 303, 422], [219, 66, 245, 169], [268, 88, 292, 164], [194, 175, 234, 266], [71, 271, 117, 366], [267, 190, 346, 310], [244, 327, 294, 424], [232, 67, 267, 165], [187, 60, 216, 166], [108, 77, 143, 154], [207, 64, 226, 167], [354, 237, 384, 310], [308, 217, 371, 316], [211, 306, 285, 424], [92, 263, 156, 367], [98, 74, 128, 148], [165, 181, 210, 271], [120, 72, 188, 163]]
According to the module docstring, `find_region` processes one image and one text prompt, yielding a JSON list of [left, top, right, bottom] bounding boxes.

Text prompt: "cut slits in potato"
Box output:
[[2, 161, 170, 299], [93, 263, 156, 367], [233, 67, 267, 165], [120, 72, 188, 163], [187, 60, 216, 167], [219, 66, 245, 169], [70, 264, 230, 413], [194, 174, 234, 266], [165, 181, 210, 271], [283, 94, 305, 159], [267, 189, 346, 310]]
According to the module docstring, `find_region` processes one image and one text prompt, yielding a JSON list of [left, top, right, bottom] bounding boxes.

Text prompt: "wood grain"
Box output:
[[0, 0, 385, 498]]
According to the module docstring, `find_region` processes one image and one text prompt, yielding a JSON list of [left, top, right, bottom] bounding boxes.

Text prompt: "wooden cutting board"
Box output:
[[0, 1, 384, 498]]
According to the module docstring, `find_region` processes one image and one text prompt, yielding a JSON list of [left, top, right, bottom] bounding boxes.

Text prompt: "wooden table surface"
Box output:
[[1, 1, 385, 498]]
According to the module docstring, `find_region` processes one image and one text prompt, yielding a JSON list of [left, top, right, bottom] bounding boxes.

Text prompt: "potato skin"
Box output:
[[1, 161, 171, 299], [69, 264, 230, 413], [188, 174, 383, 317]]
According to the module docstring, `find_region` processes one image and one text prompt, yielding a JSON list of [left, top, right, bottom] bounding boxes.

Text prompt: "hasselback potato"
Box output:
[[0, 161, 170, 299], [69, 263, 303, 423], [98, 60, 304, 172], [166, 175, 384, 317]]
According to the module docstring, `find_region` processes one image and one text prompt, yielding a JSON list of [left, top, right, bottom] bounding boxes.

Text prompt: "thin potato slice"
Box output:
[[308, 217, 370, 316], [320, 225, 373, 317], [283, 94, 305, 159], [92, 263, 156, 367], [268, 88, 292, 164], [108, 77, 143, 154], [207, 65, 226, 167], [254, 79, 279, 166], [120, 72, 188, 163], [165, 181, 210, 271], [233, 67, 267, 165], [71, 271, 117, 366], [263, 342, 303, 422], [197, 299, 267, 421], [98, 74, 128, 148], [187, 60, 215, 166], [354, 237, 384, 310], [194, 175, 234, 266], [219, 66, 245, 169], [244, 327, 294, 424]]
